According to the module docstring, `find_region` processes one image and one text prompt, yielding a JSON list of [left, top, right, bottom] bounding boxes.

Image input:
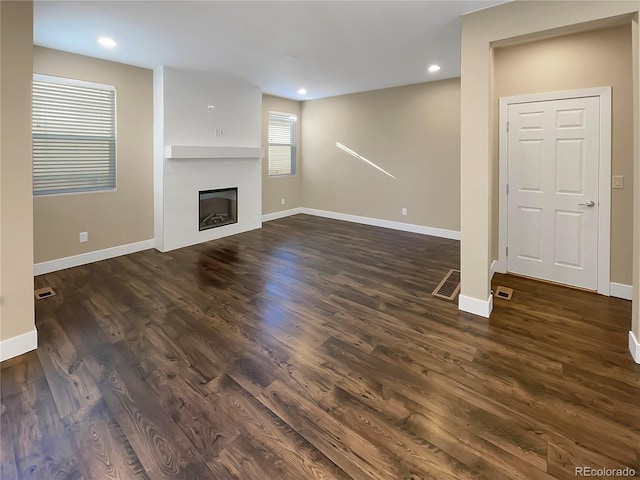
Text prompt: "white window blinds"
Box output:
[[33, 74, 116, 196], [268, 111, 296, 176]]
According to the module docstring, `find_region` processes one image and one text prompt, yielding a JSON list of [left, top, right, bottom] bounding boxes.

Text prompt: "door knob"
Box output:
[[578, 200, 595, 207]]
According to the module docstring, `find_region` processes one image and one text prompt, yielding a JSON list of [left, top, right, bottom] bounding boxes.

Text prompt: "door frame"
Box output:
[[497, 86, 612, 295]]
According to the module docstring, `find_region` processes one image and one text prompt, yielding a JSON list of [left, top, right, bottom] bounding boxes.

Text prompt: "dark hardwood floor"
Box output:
[[2, 214, 639, 479]]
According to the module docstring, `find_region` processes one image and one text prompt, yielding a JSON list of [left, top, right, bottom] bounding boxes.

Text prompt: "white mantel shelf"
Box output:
[[166, 145, 263, 159]]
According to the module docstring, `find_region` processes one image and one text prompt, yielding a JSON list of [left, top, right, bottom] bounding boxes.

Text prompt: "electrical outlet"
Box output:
[[79, 232, 88, 243], [281, 198, 285, 205], [402, 208, 407, 216], [612, 175, 624, 189]]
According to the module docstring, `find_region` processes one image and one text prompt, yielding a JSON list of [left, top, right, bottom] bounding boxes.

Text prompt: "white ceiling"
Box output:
[[34, 1, 505, 100]]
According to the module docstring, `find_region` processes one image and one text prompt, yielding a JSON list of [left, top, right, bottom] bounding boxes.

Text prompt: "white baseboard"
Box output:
[[490, 260, 499, 279], [0, 328, 37, 362], [489, 268, 628, 300], [494, 260, 507, 275], [34, 239, 155, 275], [610, 282, 632, 301], [300, 208, 461, 240], [459, 293, 493, 318], [629, 331, 640, 364], [262, 207, 304, 222], [261, 206, 461, 241]]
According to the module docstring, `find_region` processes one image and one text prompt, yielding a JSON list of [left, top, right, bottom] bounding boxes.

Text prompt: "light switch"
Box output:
[[612, 175, 624, 189]]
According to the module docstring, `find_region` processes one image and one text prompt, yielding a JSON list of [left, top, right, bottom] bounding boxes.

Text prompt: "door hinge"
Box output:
[[506, 246, 509, 256], [506, 184, 509, 195], [506, 121, 510, 132]]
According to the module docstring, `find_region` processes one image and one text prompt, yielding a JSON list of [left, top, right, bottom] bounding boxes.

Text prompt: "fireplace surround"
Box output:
[[199, 187, 237, 231], [153, 67, 263, 252]]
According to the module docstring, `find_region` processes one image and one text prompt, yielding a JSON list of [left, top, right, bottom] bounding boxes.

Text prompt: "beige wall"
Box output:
[[33, 47, 153, 263], [0, 1, 35, 342], [262, 94, 303, 214], [493, 25, 633, 285], [300, 79, 461, 232]]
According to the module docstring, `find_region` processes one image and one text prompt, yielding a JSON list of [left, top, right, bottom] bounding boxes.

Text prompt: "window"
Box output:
[[32, 74, 116, 196], [268, 111, 296, 176]]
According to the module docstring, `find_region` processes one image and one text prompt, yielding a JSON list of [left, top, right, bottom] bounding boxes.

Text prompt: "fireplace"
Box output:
[[199, 187, 238, 231]]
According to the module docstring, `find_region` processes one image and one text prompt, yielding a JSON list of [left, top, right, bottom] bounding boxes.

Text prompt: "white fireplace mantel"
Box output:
[[165, 145, 263, 159]]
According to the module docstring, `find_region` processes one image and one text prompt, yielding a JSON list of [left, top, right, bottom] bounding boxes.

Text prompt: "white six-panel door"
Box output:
[[507, 96, 600, 290]]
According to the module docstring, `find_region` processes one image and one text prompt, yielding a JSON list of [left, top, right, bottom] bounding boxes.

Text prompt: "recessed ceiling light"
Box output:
[[98, 36, 117, 49], [428, 64, 441, 73], [297, 88, 307, 95]]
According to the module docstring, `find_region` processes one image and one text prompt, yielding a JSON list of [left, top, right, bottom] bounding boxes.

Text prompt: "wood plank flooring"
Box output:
[[2, 214, 639, 479]]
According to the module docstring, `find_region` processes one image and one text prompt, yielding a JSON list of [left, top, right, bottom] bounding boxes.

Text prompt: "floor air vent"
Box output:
[[432, 269, 461, 300], [34, 286, 56, 300], [495, 286, 513, 300]]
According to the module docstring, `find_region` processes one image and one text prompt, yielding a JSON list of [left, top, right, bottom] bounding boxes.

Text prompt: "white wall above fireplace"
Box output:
[[154, 67, 262, 252], [165, 145, 262, 159]]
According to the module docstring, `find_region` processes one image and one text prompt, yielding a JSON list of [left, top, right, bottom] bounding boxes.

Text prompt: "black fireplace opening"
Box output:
[[199, 187, 238, 231]]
